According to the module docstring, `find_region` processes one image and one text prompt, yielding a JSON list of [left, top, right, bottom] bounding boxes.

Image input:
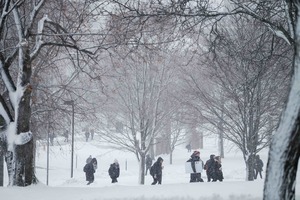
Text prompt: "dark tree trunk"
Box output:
[[264, 113, 300, 200], [13, 43, 36, 186], [264, 3, 300, 198], [0, 154, 3, 186], [247, 155, 256, 181], [140, 154, 145, 184]]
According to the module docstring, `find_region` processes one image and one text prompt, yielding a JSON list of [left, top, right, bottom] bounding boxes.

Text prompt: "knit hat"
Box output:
[[193, 150, 200, 155]]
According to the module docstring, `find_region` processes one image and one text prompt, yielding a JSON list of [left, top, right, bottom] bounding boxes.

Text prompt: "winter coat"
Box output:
[[212, 160, 224, 181], [187, 152, 203, 173], [83, 158, 97, 182], [255, 157, 264, 172], [151, 157, 163, 177], [108, 163, 120, 179], [204, 155, 215, 176]]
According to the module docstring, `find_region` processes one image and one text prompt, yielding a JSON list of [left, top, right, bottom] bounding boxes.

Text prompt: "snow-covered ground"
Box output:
[[1, 134, 299, 200]]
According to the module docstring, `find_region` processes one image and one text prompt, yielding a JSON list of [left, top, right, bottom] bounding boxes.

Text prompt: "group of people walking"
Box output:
[[146, 150, 222, 185], [84, 151, 263, 186], [83, 155, 120, 185], [203, 154, 224, 182]]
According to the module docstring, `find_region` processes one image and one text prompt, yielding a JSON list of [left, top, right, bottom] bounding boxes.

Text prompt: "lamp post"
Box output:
[[0, 149, 3, 186], [64, 100, 75, 178], [46, 124, 49, 185]]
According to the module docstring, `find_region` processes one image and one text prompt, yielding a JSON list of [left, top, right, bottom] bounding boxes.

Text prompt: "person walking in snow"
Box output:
[[212, 156, 224, 182], [187, 150, 204, 183], [145, 154, 153, 175], [108, 159, 120, 183], [150, 157, 164, 185], [83, 158, 97, 185], [254, 155, 264, 179], [204, 154, 215, 182], [85, 128, 90, 142], [186, 143, 192, 152]]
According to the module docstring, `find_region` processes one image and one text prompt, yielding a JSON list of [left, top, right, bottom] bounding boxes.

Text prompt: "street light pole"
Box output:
[[46, 127, 49, 185], [0, 152, 3, 186], [64, 100, 74, 178]]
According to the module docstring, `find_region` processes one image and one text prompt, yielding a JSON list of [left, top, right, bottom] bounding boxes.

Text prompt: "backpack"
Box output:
[[150, 165, 155, 176], [83, 164, 88, 172]]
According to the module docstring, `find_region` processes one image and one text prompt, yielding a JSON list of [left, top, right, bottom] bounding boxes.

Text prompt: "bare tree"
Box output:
[[0, 0, 111, 186], [165, 115, 186, 165], [100, 1, 299, 199], [98, 38, 182, 184], [182, 15, 291, 181]]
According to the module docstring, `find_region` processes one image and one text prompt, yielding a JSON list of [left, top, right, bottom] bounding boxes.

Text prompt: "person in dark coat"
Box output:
[[186, 143, 192, 152], [204, 154, 215, 182], [108, 159, 120, 183], [212, 156, 224, 182], [145, 154, 153, 175], [85, 128, 90, 142], [83, 158, 97, 185], [254, 155, 264, 179], [187, 150, 204, 183], [151, 157, 164, 185]]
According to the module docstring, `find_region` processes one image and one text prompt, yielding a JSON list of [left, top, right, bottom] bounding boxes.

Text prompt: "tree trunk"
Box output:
[[0, 154, 3, 186], [15, 140, 37, 186], [263, 6, 300, 199], [218, 120, 225, 158], [139, 155, 145, 184], [263, 109, 300, 199], [11, 42, 37, 186], [247, 155, 256, 181], [169, 151, 173, 165]]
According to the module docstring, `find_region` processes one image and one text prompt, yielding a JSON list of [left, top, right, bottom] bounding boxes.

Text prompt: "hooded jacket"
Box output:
[[151, 157, 163, 176]]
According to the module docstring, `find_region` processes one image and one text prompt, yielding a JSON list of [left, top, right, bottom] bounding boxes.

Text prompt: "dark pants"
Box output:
[[212, 171, 224, 182], [255, 170, 263, 179], [206, 172, 213, 182], [111, 177, 118, 183], [86, 173, 94, 185], [151, 175, 162, 185], [190, 173, 204, 182]]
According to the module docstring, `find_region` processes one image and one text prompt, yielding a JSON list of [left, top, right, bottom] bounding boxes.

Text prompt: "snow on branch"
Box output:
[[0, 62, 16, 94], [0, 0, 24, 31], [14, 131, 32, 145], [30, 14, 51, 59], [0, 96, 13, 124], [26, 0, 45, 36], [238, 3, 293, 45]]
